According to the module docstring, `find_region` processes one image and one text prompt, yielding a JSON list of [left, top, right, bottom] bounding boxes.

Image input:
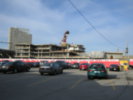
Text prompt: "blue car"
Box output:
[[87, 63, 108, 79]]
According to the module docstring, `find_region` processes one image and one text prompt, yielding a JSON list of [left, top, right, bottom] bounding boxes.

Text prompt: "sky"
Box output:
[[0, 0, 133, 55]]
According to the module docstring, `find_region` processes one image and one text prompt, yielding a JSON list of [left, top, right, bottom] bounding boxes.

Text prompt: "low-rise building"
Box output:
[[87, 51, 123, 59], [104, 52, 123, 59], [0, 49, 15, 58]]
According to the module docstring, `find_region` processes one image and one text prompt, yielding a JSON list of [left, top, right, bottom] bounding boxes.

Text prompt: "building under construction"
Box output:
[[14, 31, 85, 59], [15, 44, 85, 59]]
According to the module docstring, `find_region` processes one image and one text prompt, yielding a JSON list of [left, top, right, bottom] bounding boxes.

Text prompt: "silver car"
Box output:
[[39, 62, 63, 75]]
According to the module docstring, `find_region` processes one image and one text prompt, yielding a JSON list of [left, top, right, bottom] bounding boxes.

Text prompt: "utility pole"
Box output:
[[125, 42, 129, 59]]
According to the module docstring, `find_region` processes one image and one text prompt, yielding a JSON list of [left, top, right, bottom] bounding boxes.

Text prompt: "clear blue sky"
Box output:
[[0, 0, 133, 54]]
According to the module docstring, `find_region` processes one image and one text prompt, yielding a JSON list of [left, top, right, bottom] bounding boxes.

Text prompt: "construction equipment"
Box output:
[[60, 31, 70, 47]]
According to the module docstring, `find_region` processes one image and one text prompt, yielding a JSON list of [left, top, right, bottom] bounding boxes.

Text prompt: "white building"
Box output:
[[88, 51, 123, 59]]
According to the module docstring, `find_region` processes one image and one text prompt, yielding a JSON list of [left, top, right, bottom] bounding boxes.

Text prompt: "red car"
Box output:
[[79, 63, 90, 70]]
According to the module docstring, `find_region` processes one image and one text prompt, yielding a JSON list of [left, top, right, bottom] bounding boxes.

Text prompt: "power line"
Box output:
[[68, 0, 119, 48], [0, 41, 12, 44]]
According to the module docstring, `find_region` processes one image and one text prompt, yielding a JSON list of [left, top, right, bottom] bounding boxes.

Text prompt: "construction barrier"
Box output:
[[0, 58, 120, 68], [130, 59, 133, 66]]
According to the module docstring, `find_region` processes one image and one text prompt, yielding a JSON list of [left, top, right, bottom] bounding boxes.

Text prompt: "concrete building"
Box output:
[[0, 49, 15, 58], [88, 51, 123, 59], [68, 44, 85, 53], [8, 27, 32, 51], [104, 52, 123, 59], [15, 44, 85, 59]]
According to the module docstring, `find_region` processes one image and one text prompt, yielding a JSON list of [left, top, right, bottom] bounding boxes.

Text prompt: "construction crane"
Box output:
[[60, 31, 70, 47]]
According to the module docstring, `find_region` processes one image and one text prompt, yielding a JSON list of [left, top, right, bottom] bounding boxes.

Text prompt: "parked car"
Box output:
[[54, 61, 68, 69], [71, 63, 80, 69], [39, 62, 63, 75], [0, 60, 10, 72], [1, 60, 30, 73], [87, 63, 108, 79], [79, 63, 90, 70], [129, 65, 133, 69], [109, 64, 120, 71], [25, 62, 34, 68], [66, 63, 72, 69]]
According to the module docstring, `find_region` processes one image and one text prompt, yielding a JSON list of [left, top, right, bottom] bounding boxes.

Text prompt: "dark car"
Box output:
[[0, 60, 10, 72], [87, 63, 108, 79], [109, 64, 120, 71], [54, 61, 68, 69], [25, 62, 34, 68], [39, 62, 63, 75], [129, 65, 133, 69], [79, 63, 90, 70], [71, 63, 80, 69], [66, 63, 72, 69], [1, 60, 30, 73]]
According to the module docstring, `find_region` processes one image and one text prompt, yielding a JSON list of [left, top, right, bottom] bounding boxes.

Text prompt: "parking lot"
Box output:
[[0, 68, 133, 100]]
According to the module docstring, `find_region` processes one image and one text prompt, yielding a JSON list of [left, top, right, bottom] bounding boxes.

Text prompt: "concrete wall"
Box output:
[[105, 53, 123, 59], [88, 51, 105, 58]]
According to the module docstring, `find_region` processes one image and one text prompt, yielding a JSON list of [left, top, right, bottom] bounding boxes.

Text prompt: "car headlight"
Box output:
[[2, 66, 6, 68]]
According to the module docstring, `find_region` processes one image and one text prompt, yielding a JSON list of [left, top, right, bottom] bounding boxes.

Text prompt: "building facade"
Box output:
[[8, 27, 32, 51], [104, 52, 123, 59]]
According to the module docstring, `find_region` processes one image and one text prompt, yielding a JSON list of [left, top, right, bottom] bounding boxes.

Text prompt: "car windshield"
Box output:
[[4, 62, 13, 66], [90, 64, 105, 69], [41, 63, 54, 66], [124, 63, 128, 65], [74, 63, 79, 65], [111, 65, 119, 67], [81, 63, 88, 65], [0, 61, 9, 65], [56, 61, 65, 64]]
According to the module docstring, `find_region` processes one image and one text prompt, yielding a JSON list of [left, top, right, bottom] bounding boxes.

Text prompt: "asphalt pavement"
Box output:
[[0, 68, 133, 100]]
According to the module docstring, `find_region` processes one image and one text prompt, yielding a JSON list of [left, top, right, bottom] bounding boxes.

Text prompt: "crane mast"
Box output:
[[61, 31, 69, 47]]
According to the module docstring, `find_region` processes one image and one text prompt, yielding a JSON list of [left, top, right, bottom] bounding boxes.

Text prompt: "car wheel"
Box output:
[[50, 71, 56, 75], [88, 76, 94, 80], [54, 70, 57, 75], [26, 68, 30, 72], [87, 76, 89, 80], [13, 69, 18, 73], [40, 72, 44, 75], [60, 69, 63, 74], [3, 71, 7, 74], [104, 75, 108, 79]]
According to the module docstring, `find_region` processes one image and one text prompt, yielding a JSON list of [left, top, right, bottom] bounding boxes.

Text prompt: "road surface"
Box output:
[[0, 68, 133, 100]]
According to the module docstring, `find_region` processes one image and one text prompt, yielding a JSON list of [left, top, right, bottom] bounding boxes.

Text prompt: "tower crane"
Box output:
[[60, 31, 70, 47]]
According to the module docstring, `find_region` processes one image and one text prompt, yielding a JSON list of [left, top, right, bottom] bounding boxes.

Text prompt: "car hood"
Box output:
[[40, 66, 51, 68]]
